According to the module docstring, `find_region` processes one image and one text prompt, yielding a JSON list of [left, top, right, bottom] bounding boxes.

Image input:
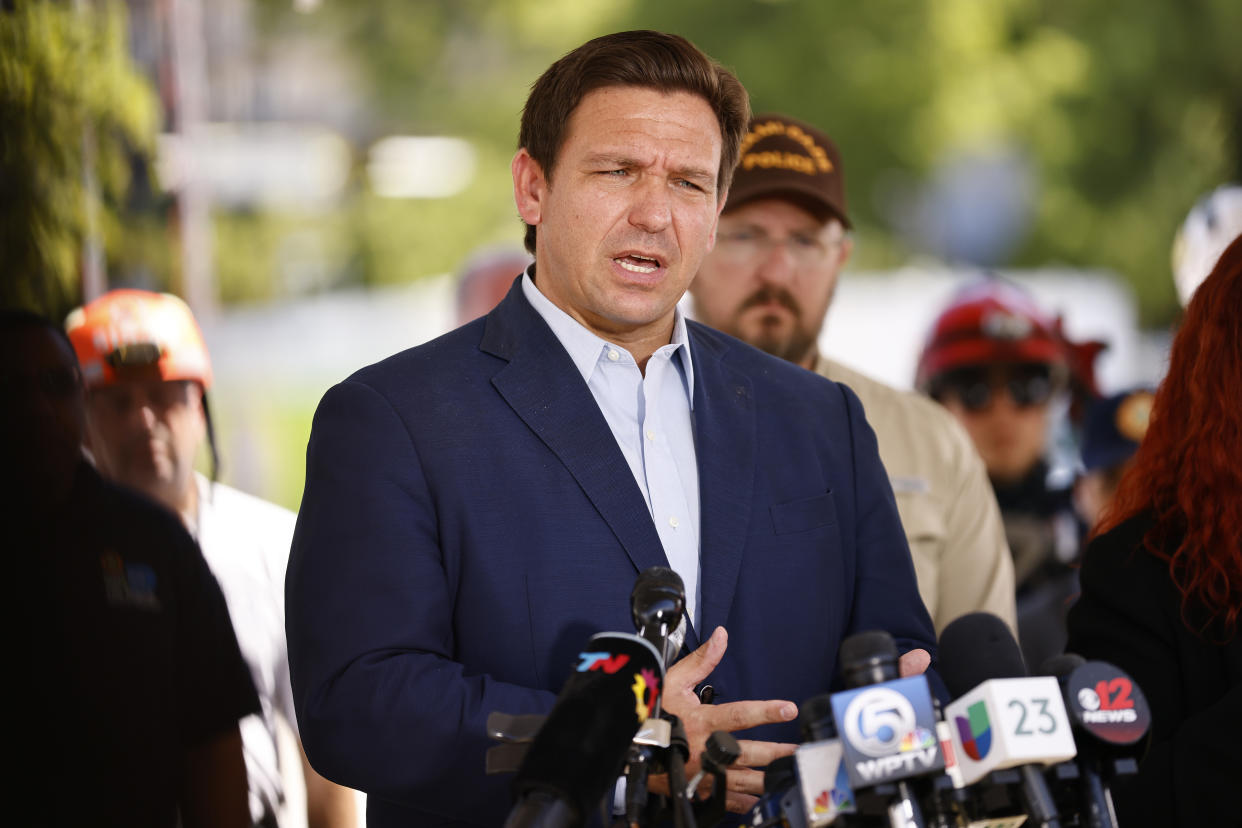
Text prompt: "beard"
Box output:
[[733, 285, 817, 366]]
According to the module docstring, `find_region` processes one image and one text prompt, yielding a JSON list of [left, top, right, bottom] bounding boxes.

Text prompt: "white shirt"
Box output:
[[193, 473, 298, 826], [521, 272, 703, 629]]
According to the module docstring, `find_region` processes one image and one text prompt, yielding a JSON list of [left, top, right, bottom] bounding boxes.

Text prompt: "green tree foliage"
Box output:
[[617, 0, 1241, 323], [238, 0, 634, 297], [0, 0, 160, 319], [250, 0, 1238, 323]]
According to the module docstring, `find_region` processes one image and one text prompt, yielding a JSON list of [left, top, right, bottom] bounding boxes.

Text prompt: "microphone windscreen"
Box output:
[[799, 692, 837, 742], [633, 565, 683, 592], [512, 632, 662, 820], [939, 612, 1027, 698], [1039, 652, 1086, 679], [631, 566, 684, 630], [764, 755, 797, 794], [838, 629, 899, 688]]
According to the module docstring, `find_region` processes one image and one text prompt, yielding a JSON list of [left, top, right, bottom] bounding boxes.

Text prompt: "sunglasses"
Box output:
[[932, 365, 1056, 412]]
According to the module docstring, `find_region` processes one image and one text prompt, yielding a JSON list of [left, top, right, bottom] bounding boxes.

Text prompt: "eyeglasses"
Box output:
[[715, 227, 839, 267], [932, 365, 1057, 412]]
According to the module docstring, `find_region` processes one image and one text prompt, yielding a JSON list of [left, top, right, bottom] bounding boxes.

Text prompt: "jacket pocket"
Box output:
[[770, 491, 837, 535]]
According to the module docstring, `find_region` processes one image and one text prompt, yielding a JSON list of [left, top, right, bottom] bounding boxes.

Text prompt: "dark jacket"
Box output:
[[286, 278, 939, 826], [1066, 513, 1242, 827]]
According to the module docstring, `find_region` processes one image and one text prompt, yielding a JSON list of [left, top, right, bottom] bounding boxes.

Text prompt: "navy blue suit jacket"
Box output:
[[287, 279, 937, 826]]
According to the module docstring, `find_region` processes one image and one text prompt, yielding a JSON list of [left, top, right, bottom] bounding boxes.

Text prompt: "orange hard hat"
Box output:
[[64, 289, 212, 390]]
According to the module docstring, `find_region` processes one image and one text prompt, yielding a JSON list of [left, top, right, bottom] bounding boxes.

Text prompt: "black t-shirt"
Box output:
[[16, 462, 260, 827]]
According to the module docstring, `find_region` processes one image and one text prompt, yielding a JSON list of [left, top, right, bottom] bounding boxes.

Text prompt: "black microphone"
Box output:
[[506, 631, 664, 828], [626, 566, 687, 826], [631, 565, 686, 673], [1040, 653, 1151, 828], [939, 613, 1075, 828], [748, 755, 811, 828]]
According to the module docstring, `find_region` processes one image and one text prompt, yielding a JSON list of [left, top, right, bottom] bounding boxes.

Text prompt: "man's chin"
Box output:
[[116, 464, 176, 498], [743, 327, 811, 366]]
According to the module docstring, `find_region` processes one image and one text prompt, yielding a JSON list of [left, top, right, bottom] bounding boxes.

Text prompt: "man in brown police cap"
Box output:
[[691, 113, 1017, 635]]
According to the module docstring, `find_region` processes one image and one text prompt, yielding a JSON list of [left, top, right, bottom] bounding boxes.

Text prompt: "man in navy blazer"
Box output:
[[287, 30, 937, 827]]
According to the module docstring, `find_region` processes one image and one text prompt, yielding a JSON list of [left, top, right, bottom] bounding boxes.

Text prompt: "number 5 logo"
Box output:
[[843, 688, 917, 757]]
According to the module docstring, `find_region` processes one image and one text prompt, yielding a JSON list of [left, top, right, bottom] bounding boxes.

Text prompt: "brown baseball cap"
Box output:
[[725, 113, 850, 228]]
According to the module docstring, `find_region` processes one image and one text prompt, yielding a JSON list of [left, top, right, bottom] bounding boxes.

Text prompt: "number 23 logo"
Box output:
[[1007, 698, 1057, 735]]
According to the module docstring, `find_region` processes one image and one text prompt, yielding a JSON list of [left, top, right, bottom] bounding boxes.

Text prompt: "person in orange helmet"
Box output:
[[66, 290, 356, 828]]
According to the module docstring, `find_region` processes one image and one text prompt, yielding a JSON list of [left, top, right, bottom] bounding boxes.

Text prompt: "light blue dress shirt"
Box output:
[[521, 272, 702, 630]]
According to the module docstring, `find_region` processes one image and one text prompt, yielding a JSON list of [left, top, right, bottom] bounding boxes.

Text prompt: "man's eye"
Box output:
[[675, 179, 703, 192], [792, 235, 821, 249]]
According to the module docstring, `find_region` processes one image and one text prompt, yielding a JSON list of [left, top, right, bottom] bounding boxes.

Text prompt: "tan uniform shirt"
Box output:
[[817, 356, 1017, 636]]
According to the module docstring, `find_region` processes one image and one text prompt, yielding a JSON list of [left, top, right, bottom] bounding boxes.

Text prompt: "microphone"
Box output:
[[749, 755, 810, 828], [685, 731, 740, 799], [830, 631, 943, 828], [791, 694, 854, 827], [506, 631, 664, 828], [625, 566, 687, 826], [631, 565, 686, 674], [939, 613, 1076, 828], [1040, 654, 1151, 828]]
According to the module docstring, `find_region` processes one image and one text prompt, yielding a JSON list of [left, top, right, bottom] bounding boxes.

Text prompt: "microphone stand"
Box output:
[[624, 742, 656, 828], [623, 713, 732, 828], [665, 716, 694, 828]]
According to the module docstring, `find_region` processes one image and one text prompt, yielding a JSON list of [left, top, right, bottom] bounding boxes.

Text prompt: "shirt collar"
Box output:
[[521, 268, 695, 403]]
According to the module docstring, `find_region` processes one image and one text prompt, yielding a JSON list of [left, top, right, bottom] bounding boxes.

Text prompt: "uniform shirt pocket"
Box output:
[[770, 491, 837, 535]]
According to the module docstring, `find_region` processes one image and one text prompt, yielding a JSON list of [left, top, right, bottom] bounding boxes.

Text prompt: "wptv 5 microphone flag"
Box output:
[[830, 675, 945, 788]]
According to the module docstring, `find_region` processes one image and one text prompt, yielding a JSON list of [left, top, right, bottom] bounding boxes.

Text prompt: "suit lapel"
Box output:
[[688, 323, 756, 643], [482, 281, 670, 579]]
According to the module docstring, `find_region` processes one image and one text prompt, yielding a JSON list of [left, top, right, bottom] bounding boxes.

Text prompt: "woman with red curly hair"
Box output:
[[1066, 233, 1242, 827]]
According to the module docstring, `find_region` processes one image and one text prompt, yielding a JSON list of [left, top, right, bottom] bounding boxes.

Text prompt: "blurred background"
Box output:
[[3, 0, 1240, 511]]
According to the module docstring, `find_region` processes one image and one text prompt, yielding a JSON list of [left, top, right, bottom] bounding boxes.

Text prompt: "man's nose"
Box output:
[[628, 178, 672, 234], [123, 394, 159, 430], [138, 403, 159, 429], [984, 382, 1023, 414], [755, 239, 798, 285]]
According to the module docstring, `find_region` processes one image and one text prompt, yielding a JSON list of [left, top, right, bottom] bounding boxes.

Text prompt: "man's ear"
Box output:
[[512, 149, 547, 227]]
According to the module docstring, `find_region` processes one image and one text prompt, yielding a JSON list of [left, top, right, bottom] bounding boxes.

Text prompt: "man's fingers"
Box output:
[[665, 626, 728, 694], [699, 698, 797, 733], [724, 766, 766, 796], [725, 790, 760, 813], [899, 647, 931, 677], [735, 738, 797, 769]]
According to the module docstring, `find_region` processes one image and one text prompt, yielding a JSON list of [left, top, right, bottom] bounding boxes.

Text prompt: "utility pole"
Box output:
[[168, 0, 215, 320], [75, 0, 106, 302]]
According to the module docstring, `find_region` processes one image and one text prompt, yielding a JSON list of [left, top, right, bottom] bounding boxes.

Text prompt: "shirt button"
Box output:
[[668, 516, 679, 529], [607, 349, 620, 362], [645, 429, 655, 441]]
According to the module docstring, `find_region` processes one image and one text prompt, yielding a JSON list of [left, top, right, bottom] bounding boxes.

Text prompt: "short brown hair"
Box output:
[[518, 30, 750, 254]]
